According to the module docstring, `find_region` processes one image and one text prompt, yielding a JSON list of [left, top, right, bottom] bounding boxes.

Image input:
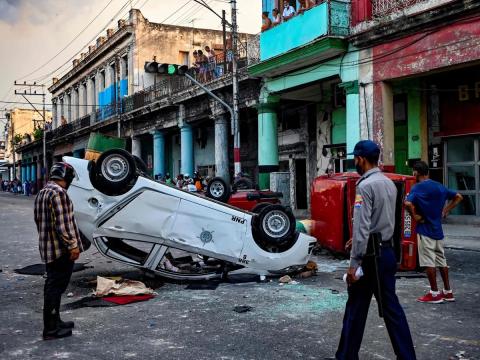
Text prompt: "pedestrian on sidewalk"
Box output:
[[335, 140, 416, 360], [34, 162, 83, 340], [405, 161, 463, 304]]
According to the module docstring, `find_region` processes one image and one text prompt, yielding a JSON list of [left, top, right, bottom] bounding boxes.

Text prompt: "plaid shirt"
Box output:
[[34, 181, 82, 263]]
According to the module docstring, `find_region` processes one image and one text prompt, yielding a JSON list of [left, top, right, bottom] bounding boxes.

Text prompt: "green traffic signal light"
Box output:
[[167, 64, 177, 75]]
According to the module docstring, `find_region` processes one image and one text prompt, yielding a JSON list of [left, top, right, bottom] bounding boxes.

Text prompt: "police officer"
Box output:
[[335, 140, 416, 360]]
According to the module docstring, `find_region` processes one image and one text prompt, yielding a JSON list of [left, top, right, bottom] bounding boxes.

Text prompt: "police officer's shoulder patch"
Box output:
[[354, 194, 363, 208]]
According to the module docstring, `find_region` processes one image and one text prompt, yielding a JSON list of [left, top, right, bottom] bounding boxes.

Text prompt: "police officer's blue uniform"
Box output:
[[335, 141, 416, 360]]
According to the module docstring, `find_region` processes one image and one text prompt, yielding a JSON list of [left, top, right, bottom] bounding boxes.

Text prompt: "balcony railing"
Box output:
[[372, 0, 427, 17], [47, 113, 91, 141], [259, 0, 350, 61], [47, 40, 259, 140]]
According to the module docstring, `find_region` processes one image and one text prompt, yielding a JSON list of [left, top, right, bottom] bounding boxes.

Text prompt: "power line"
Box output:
[[16, 0, 116, 82], [30, 0, 134, 85]]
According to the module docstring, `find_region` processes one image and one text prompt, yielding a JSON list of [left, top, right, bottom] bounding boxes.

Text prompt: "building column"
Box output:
[[153, 130, 165, 178], [257, 91, 280, 189], [25, 163, 31, 181], [214, 114, 229, 183], [131, 136, 142, 158], [373, 81, 395, 169], [52, 100, 58, 129], [87, 78, 94, 114], [180, 124, 194, 176], [31, 162, 37, 182], [21, 164, 25, 182], [340, 81, 361, 158]]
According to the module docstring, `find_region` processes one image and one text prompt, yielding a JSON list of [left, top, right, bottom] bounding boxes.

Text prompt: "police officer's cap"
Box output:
[[348, 140, 380, 158]]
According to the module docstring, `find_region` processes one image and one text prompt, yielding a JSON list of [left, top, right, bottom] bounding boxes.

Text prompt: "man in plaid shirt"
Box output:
[[34, 162, 83, 340]]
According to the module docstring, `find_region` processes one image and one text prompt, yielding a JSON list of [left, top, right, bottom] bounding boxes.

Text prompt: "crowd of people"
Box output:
[[155, 171, 209, 193], [262, 0, 318, 31], [191, 45, 222, 83], [1, 178, 36, 195]]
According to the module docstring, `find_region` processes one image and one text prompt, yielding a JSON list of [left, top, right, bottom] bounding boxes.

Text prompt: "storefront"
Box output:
[[432, 67, 480, 215]]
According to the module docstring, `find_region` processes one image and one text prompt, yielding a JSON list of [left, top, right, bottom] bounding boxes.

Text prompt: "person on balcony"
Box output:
[[196, 50, 209, 83], [261, 11, 272, 31], [192, 50, 200, 78], [282, 1, 295, 21], [204, 46, 217, 80], [272, 8, 281, 26], [298, 0, 315, 14]]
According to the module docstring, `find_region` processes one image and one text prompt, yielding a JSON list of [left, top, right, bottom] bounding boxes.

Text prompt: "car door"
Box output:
[[166, 197, 247, 263], [95, 189, 181, 243]]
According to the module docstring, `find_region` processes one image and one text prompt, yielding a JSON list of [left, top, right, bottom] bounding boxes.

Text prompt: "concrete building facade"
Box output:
[[351, 0, 480, 216], [4, 108, 51, 186], [16, 8, 259, 191], [250, 0, 354, 211]]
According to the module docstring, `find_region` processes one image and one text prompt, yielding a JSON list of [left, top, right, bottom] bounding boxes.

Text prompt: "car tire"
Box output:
[[232, 177, 253, 191], [252, 204, 297, 252], [251, 202, 271, 214], [93, 149, 137, 196], [206, 177, 231, 203]]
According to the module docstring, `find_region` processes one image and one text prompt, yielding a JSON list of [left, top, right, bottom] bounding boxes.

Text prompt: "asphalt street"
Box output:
[[0, 192, 479, 360]]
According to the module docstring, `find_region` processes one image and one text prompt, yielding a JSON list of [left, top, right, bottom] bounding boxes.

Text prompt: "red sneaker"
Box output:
[[442, 291, 455, 302], [417, 291, 444, 304]]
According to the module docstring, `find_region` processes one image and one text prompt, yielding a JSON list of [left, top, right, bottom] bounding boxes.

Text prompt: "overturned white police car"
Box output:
[[64, 149, 316, 280]]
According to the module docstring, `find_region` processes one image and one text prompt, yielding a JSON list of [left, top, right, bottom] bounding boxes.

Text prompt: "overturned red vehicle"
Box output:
[[310, 172, 418, 271]]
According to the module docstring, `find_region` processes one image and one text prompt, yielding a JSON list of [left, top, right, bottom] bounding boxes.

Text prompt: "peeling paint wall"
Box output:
[[132, 9, 254, 90]]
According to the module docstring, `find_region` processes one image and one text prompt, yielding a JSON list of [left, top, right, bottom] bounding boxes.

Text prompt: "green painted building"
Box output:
[[250, 1, 360, 210]]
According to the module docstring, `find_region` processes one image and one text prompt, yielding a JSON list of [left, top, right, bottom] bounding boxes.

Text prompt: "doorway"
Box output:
[[295, 158, 307, 209], [394, 94, 409, 175]]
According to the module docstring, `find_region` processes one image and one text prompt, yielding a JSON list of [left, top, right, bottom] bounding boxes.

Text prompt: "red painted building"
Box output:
[[350, 0, 480, 216]]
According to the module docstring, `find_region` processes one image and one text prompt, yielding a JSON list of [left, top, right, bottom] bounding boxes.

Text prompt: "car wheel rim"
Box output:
[[101, 154, 129, 182], [210, 181, 225, 198], [262, 210, 290, 238]]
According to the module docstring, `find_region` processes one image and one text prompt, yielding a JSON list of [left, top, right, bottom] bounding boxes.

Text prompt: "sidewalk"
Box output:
[[443, 223, 480, 252]]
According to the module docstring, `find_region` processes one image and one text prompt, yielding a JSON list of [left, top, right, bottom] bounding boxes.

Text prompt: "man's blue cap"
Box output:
[[348, 140, 380, 157]]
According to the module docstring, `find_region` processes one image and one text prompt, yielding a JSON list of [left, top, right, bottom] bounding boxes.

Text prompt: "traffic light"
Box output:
[[158, 64, 189, 76], [144, 61, 188, 76], [144, 61, 159, 73]]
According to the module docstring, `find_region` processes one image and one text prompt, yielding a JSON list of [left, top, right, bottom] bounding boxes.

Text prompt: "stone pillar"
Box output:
[[131, 136, 142, 158], [180, 124, 194, 176], [153, 130, 165, 178], [26, 163, 31, 181], [87, 78, 94, 114], [31, 162, 37, 182], [214, 114, 229, 183], [381, 82, 394, 168], [21, 164, 25, 182], [340, 81, 360, 158], [52, 100, 58, 129], [78, 84, 85, 117], [257, 91, 280, 189]]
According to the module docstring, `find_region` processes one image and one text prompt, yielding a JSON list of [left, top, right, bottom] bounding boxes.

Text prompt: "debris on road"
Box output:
[[233, 305, 253, 313], [95, 276, 154, 297], [279, 275, 293, 283], [66, 292, 74, 297], [102, 294, 155, 305]]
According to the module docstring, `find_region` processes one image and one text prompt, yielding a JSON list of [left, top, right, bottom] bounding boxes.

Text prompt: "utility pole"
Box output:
[[13, 81, 48, 182], [231, 0, 241, 175], [222, 10, 227, 75]]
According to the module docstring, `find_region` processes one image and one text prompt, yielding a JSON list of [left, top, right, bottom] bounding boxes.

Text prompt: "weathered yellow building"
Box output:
[[4, 108, 51, 181]]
